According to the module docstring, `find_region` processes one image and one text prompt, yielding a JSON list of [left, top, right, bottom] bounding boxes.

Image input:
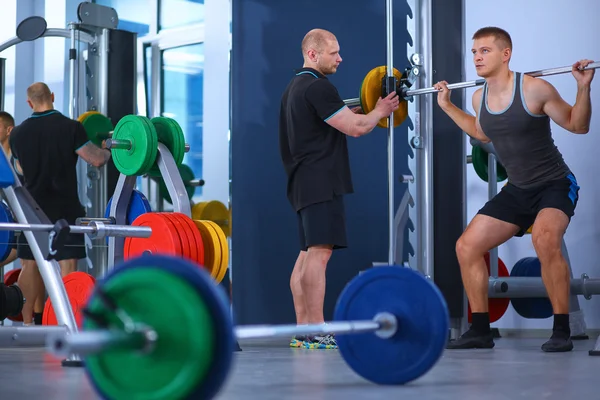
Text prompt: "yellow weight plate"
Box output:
[[204, 220, 229, 283], [359, 66, 408, 128], [77, 111, 101, 123], [191, 201, 230, 237], [191, 202, 208, 220], [192, 220, 221, 281]]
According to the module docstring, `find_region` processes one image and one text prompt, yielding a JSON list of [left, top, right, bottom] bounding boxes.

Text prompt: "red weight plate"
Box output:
[[4, 268, 26, 322], [178, 213, 205, 266], [169, 212, 199, 264], [468, 252, 510, 323], [42, 271, 96, 328], [124, 213, 182, 259], [163, 212, 194, 262]]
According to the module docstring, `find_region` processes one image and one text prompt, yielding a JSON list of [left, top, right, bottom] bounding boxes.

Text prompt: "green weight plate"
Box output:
[[83, 267, 215, 400], [471, 145, 508, 182], [112, 115, 158, 176], [81, 113, 114, 147], [159, 164, 196, 204], [138, 115, 160, 175], [147, 117, 186, 176]]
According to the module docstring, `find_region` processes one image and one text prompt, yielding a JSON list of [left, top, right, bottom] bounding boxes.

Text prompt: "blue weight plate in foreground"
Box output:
[[0, 202, 14, 262], [334, 266, 449, 385]]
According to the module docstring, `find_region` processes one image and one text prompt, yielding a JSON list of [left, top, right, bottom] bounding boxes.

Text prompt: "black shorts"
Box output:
[[17, 230, 87, 261], [477, 173, 580, 237], [297, 195, 347, 251]]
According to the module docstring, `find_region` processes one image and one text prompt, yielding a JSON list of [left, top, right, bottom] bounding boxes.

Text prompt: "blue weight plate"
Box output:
[[510, 257, 553, 319], [334, 266, 449, 385], [85, 254, 235, 400], [105, 190, 152, 224], [0, 202, 14, 262]]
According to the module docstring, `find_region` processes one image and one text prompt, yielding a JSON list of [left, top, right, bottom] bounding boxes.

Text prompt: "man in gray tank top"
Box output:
[[433, 26, 595, 352]]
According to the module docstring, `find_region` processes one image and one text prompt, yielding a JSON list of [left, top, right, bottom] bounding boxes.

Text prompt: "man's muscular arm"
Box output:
[[540, 59, 594, 134], [434, 82, 491, 143], [540, 79, 592, 134]]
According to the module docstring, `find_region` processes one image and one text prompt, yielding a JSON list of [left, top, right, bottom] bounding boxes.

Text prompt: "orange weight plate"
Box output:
[[173, 213, 205, 266], [42, 272, 96, 328], [4, 268, 27, 322], [359, 65, 408, 129], [468, 252, 510, 323], [193, 220, 220, 280], [162, 212, 195, 263], [204, 220, 229, 284], [124, 213, 182, 259]]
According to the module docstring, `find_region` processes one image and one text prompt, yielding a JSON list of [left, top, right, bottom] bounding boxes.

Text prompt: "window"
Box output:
[[161, 43, 204, 197], [93, 0, 152, 36], [159, 0, 204, 31]]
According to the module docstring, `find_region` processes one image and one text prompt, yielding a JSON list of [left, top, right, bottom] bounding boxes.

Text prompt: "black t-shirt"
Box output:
[[10, 110, 89, 223], [279, 68, 354, 211]]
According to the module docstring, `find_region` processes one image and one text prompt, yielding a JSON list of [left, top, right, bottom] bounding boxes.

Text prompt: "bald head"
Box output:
[[301, 29, 337, 58], [26, 82, 54, 108], [301, 29, 342, 75]]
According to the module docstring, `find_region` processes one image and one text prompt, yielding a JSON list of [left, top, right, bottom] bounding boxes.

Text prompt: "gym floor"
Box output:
[[0, 335, 595, 399]]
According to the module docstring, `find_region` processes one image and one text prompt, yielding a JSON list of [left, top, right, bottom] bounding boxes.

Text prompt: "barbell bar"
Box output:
[[105, 138, 190, 153], [401, 61, 600, 98], [0, 221, 151, 239], [343, 61, 600, 110], [45, 255, 449, 399]]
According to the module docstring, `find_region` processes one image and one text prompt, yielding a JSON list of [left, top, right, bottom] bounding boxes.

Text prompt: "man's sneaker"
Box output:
[[446, 328, 495, 349], [290, 335, 306, 348], [541, 332, 573, 352], [303, 334, 338, 349]]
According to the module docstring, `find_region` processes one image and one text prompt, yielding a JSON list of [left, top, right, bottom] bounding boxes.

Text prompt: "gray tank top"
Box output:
[[478, 72, 570, 188]]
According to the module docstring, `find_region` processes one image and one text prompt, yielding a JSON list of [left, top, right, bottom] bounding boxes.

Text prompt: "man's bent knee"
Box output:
[[306, 245, 333, 264]]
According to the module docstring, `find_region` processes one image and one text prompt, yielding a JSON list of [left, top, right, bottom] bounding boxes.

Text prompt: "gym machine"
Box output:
[[0, 2, 137, 280]]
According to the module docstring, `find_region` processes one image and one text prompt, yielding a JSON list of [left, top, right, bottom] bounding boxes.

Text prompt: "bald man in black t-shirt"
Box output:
[[279, 29, 399, 349], [10, 82, 111, 326]]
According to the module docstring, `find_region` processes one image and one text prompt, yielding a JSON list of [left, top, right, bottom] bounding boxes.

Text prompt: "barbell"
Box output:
[[78, 112, 190, 177], [46, 254, 449, 400], [345, 61, 600, 128]]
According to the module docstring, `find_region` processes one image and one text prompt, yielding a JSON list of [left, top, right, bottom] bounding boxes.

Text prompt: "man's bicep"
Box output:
[[541, 82, 573, 131], [305, 80, 347, 121]]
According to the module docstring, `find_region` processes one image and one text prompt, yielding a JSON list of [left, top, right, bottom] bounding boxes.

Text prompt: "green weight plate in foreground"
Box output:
[[111, 115, 158, 176], [159, 164, 196, 204], [83, 266, 216, 400], [148, 117, 186, 176], [81, 113, 114, 147], [471, 145, 508, 183]]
